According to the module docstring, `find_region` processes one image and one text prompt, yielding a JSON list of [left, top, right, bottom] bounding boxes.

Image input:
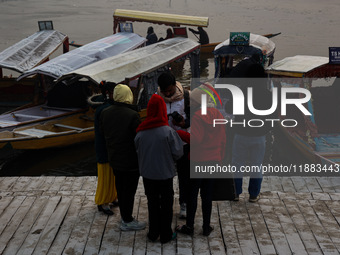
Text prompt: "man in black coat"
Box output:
[[189, 27, 209, 45]]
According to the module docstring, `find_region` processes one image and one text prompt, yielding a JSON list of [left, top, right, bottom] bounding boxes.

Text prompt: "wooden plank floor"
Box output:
[[0, 176, 340, 255]]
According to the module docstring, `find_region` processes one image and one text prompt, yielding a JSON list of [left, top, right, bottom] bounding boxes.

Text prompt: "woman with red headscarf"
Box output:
[[135, 94, 183, 244]]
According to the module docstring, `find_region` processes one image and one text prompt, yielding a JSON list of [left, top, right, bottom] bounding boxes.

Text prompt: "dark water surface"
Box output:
[[0, 142, 97, 176]]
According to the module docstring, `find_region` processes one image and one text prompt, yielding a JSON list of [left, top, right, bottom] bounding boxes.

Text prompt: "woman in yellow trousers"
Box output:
[[95, 163, 117, 214], [89, 81, 118, 215]]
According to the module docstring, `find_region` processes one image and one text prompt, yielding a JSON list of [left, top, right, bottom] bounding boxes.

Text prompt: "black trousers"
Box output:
[[177, 144, 190, 205], [143, 177, 174, 243], [113, 169, 140, 223], [186, 178, 214, 230]]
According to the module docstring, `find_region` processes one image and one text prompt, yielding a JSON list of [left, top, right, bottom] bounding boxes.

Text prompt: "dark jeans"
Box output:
[[113, 169, 140, 223], [177, 144, 190, 205], [232, 134, 265, 197], [186, 178, 214, 230], [143, 177, 174, 243]]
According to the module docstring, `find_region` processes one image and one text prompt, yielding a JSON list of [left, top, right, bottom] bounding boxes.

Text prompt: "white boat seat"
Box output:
[[14, 128, 57, 138], [12, 113, 45, 119], [53, 124, 84, 131], [0, 120, 20, 127]]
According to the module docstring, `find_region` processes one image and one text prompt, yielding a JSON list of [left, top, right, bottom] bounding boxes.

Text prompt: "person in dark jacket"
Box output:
[[90, 81, 118, 216], [165, 28, 174, 40], [229, 54, 263, 77], [146, 26, 158, 45], [188, 27, 209, 45], [99, 84, 146, 231], [227, 60, 275, 203]]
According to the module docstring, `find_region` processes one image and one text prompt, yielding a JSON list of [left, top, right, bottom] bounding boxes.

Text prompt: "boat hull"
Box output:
[[0, 110, 95, 150], [279, 124, 340, 166], [200, 42, 219, 54], [0, 129, 94, 150], [0, 109, 147, 150]]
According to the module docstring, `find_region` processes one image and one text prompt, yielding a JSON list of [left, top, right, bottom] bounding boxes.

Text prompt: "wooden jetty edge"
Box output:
[[0, 176, 340, 255]]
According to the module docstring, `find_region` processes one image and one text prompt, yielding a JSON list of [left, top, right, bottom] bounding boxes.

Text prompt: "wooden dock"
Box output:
[[0, 176, 340, 255]]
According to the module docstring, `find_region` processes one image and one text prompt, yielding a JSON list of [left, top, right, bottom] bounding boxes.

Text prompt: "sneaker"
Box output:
[[203, 226, 214, 236], [120, 218, 146, 231], [179, 203, 186, 219], [234, 194, 240, 201], [249, 195, 260, 203], [175, 225, 194, 236]]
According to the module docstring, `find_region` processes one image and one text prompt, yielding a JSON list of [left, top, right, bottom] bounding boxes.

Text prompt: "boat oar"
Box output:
[[192, 33, 199, 41], [189, 28, 200, 42], [263, 32, 281, 38], [69, 41, 82, 48]]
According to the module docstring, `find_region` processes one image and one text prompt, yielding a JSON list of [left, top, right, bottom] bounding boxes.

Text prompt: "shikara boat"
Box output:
[[266, 55, 340, 166], [200, 33, 280, 54], [213, 32, 276, 78], [0, 111, 95, 150], [0, 29, 69, 107], [113, 9, 280, 55], [113, 9, 208, 33], [0, 32, 146, 129], [113, 9, 210, 48], [0, 37, 200, 150], [18, 32, 146, 80]]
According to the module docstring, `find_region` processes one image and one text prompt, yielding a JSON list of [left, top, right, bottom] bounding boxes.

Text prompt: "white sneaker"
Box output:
[[120, 218, 146, 231], [179, 203, 186, 219]]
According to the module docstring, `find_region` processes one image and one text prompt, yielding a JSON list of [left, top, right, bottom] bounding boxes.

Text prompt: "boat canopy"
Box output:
[[0, 30, 68, 73], [265, 55, 337, 78], [18, 32, 146, 80], [57, 37, 200, 85], [213, 33, 275, 58], [113, 9, 209, 33]]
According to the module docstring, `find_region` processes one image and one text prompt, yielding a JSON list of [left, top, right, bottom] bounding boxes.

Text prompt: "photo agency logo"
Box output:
[[199, 83, 223, 113], [200, 80, 312, 128]]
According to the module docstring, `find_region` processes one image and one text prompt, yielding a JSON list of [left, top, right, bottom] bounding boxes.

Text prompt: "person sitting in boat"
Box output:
[[158, 28, 174, 42], [188, 27, 209, 45], [165, 28, 174, 39], [146, 26, 158, 45], [229, 54, 263, 76]]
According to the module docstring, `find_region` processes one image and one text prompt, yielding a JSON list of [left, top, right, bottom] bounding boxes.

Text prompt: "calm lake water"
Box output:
[[0, 0, 339, 176]]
